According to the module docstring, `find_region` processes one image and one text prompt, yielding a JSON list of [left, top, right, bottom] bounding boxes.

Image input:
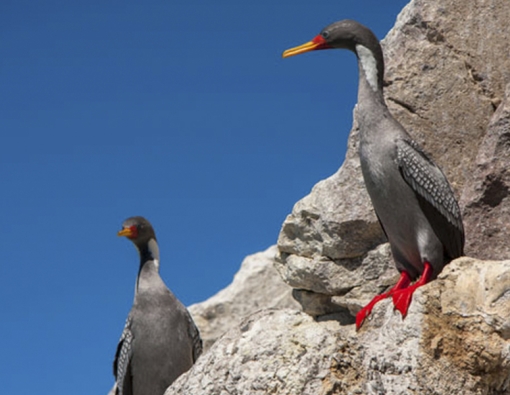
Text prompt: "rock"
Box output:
[[291, 289, 351, 321], [188, 246, 299, 352], [278, 243, 399, 317], [277, 121, 385, 264], [351, 257, 510, 394], [167, 258, 510, 395], [275, 0, 510, 314], [332, 243, 398, 316], [460, 83, 510, 260], [275, 125, 388, 297], [166, 309, 342, 395], [383, 0, 510, 191]]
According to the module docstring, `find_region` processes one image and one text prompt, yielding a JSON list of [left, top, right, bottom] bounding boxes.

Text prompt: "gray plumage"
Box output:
[[110, 216, 202, 395], [347, 20, 464, 280], [283, 19, 464, 282]]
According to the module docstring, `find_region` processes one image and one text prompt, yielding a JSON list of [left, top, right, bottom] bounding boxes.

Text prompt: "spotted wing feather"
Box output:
[[396, 138, 464, 259], [185, 310, 202, 362], [112, 316, 134, 395]]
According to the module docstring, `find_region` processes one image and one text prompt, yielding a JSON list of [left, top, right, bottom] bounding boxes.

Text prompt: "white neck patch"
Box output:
[[147, 238, 160, 270], [356, 44, 379, 92]]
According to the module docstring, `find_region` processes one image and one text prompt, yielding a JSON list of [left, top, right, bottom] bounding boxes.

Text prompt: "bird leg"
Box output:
[[392, 262, 433, 318], [355, 271, 411, 330]]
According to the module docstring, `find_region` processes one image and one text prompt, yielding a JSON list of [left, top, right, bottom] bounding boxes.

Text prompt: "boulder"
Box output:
[[168, 258, 510, 395]]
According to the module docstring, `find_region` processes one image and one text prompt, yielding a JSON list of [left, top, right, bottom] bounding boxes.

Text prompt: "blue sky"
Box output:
[[0, 1, 408, 393]]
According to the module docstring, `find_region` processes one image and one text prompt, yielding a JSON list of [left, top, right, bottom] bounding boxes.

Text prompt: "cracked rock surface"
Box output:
[[168, 258, 510, 395], [460, 83, 510, 260]]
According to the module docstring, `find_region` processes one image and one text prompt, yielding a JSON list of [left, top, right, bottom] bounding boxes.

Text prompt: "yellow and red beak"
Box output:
[[118, 226, 135, 238], [282, 35, 330, 58]]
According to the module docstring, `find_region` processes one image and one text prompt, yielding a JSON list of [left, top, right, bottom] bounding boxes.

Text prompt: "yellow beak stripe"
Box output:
[[282, 41, 321, 58], [117, 228, 133, 237]]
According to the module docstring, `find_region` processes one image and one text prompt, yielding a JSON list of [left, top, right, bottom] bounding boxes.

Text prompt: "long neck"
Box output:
[[135, 238, 160, 292], [355, 43, 387, 125]]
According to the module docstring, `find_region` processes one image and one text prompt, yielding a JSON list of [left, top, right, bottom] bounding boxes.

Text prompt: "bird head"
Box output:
[[118, 216, 157, 247], [282, 19, 379, 57], [282, 19, 384, 92]]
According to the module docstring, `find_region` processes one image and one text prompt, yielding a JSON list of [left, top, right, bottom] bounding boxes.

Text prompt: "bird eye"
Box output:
[[321, 31, 330, 39]]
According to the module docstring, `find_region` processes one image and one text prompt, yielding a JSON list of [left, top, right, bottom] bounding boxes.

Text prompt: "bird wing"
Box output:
[[112, 316, 134, 395], [396, 138, 464, 259], [187, 311, 203, 362]]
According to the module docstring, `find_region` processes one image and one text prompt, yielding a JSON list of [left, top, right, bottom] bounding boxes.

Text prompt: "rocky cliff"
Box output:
[[166, 0, 510, 394]]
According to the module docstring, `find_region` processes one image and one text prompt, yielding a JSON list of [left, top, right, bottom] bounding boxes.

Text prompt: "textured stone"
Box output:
[[291, 289, 351, 321], [383, 0, 510, 191], [275, 124, 389, 297], [460, 83, 510, 260], [354, 258, 510, 395], [188, 246, 299, 352], [277, 121, 385, 264], [275, 232, 396, 296], [166, 309, 342, 395], [167, 258, 510, 395], [279, 243, 398, 317]]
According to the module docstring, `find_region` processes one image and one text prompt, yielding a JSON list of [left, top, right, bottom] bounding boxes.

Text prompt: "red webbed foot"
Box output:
[[392, 262, 433, 318], [355, 271, 411, 330]]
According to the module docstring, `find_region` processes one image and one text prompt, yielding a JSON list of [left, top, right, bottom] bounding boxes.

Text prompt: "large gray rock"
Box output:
[[274, 120, 395, 316], [275, 125, 390, 298], [275, 0, 510, 314], [167, 309, 342, 395], [188, 246, 299, 352], [167, 258, 510, 395], [461, 83, 510, 260], [383, 0, 510, 191]]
